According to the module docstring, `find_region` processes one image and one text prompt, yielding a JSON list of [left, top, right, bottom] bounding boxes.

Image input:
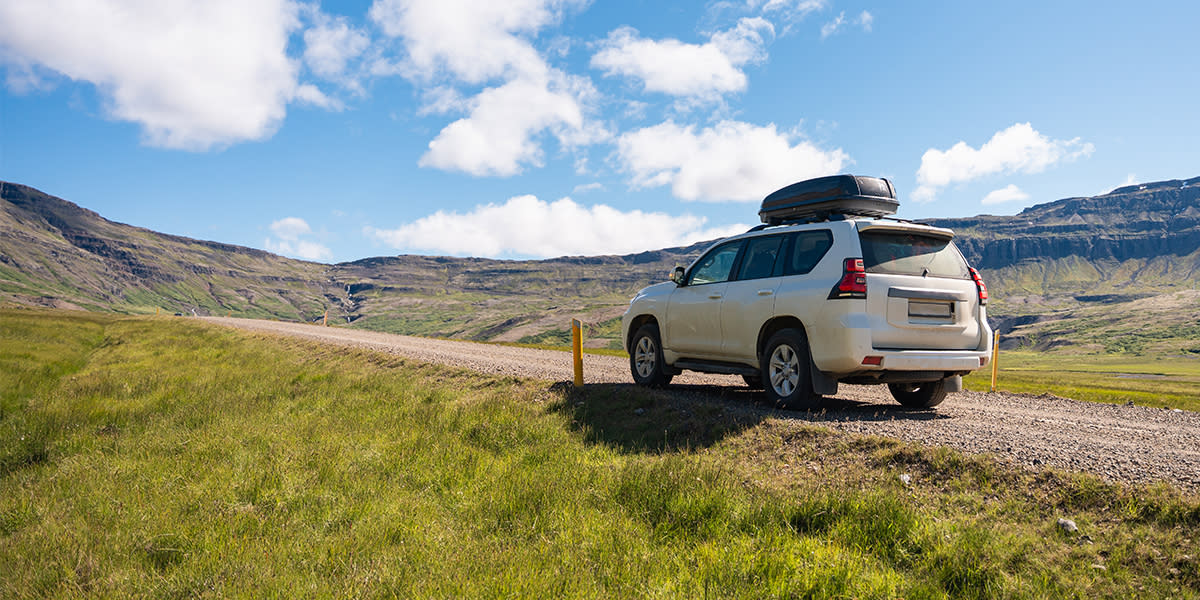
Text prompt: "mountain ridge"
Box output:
[[3, 177, 1200, 351]]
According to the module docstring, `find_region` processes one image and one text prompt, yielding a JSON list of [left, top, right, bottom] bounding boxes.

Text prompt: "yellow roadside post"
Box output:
[[323, 310, 328, 326], [156, 307, 160, 316], [571, 318, 584, 387], [990, 335, 1000, 392]]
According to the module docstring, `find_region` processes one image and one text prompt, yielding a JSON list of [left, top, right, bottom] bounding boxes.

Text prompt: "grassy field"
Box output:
[[964, 351, 1200, 412], [1, 308, 1197, 598]]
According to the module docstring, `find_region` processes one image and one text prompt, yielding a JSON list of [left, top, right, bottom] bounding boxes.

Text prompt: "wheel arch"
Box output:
[[626, 314, 659, 351], [756, 316, 808, 361]]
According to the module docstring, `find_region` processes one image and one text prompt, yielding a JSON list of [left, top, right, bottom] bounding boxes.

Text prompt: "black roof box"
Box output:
[[759, 175, 898, 225]]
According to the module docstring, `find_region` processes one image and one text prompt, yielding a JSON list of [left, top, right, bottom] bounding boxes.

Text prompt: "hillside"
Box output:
[[3, 177, 1200, 352], [0, 181, 701, 345]]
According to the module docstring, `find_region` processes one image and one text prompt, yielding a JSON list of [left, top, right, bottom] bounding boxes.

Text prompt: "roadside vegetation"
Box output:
[[2, 308, 1197, 598], [964, 351, 1200, 412]]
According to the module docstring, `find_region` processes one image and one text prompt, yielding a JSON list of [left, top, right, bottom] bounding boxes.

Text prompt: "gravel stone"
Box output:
[[205, 317, 1200, 494]]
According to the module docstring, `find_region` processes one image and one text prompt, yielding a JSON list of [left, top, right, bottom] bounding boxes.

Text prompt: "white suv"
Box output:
[[621, 175, 993, 409]]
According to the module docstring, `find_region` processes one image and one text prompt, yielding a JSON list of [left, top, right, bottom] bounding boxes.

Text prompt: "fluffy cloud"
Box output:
[[913, 123, 1094, 202], [420, 70, 606, 176], [981, 184, 1030, 206], [303, 10, 370, 90], [591, 18, 773, 99], [0, 0, 309, 150], [617, 120, 849, 202], [367, 195, 750, 258], [369, 0, 583, 82], [265, 217, 332, 261], [370, 0, 601, 176]]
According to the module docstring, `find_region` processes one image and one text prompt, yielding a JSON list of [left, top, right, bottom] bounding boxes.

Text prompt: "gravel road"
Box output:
[[205, 317, 1200, 493]]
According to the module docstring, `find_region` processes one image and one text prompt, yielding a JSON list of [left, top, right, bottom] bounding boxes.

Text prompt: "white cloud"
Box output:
[[820, 10, 873, 39], [367, 195, 750, 258], [591, 18, 773, 99], [0, 0, 310, 151], [857, 10, 874, 32], [294, 83, 343, 111], [913, 122, 1094, 202], [303, 10, 370, 89], [981, 184, 1030, 206], [369, 0, 602, 176], [616, 120, 849, 202], [270, 217, 313, 240], [750, 0, 826, 24], [572, 182, 605, 194], [369, 0, 583, 83], [265, 217, 332, 261], [820, 12, 846, 38], [419, 70, 607, 176]]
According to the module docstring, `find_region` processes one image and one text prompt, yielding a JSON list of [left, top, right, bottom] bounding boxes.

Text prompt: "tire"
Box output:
[[741, 374, 763, 389], [629, 324, 673, 387], [761, 328, 820, 410], [888, 380, 948, 408]]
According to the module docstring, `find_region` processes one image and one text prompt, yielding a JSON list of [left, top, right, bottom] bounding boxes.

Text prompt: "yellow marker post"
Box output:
[[571, 318, 584, 387], [323, 310, 328, 327], [156, 307, 160, 316], [990, 335, 1000, 392]]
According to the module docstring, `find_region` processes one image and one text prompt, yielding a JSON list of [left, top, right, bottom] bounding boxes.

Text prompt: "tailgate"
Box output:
[[866, 273, 982, 350]]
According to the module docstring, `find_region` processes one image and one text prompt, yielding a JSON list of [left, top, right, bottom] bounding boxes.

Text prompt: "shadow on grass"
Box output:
[[551, 381, 948, 455]]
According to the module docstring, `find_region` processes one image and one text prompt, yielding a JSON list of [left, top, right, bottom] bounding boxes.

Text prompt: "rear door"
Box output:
[[857, 224, 983, 351], [721, 233, 787, 361]]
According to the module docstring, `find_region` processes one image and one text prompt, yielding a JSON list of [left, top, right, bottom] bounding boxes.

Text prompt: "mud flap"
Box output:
[[945, 375, 963, 393], [810, 361, 838, 396]]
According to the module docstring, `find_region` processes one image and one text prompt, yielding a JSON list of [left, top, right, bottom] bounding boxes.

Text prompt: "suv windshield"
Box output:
[[859, 231, 970, 278]]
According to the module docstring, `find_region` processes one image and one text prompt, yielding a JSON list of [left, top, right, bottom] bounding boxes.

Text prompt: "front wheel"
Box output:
[[629, 324, 673, 387], [761, 328, 820, 410], [888, 380, 948, 408]]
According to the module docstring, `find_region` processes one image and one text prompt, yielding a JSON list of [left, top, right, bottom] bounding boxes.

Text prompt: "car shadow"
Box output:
[[550, 381, 948, 455]]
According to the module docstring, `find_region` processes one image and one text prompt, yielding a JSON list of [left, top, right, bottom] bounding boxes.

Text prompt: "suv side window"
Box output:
[[783, 230, 834, 275], [736, 235, 785, 280], [688, 241, 743, 285]]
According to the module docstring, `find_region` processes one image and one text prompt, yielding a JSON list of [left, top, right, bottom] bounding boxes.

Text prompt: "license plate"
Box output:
[[908, 300, 953, 319]]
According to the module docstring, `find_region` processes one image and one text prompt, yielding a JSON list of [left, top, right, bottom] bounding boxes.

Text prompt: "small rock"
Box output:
[[1091, 564, 1107, 571], [633, 408, 645, 416], [1057, 518, 1078, 533], [1172, 408, 1183, 413], [899, 473, 912, 486], [1125, 400, 1135, 407]]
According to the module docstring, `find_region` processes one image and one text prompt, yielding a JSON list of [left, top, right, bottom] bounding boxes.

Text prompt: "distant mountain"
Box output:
[[0, 181, 700, 345], [3, 177, 1200, 352], [926, 176, 1200, 301]]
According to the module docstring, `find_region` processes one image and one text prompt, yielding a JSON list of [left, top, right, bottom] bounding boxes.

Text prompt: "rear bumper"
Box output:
[[809, 309, 993, 376]]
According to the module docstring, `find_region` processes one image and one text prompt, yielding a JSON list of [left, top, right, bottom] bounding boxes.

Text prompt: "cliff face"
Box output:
[[928, 177, 1200, 271]]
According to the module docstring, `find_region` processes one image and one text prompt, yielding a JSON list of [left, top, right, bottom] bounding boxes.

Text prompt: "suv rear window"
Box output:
[[859, 231, 970, 279]]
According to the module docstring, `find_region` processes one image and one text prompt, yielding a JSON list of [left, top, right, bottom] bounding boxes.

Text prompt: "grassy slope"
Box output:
[[1, 309, 1197, 598]]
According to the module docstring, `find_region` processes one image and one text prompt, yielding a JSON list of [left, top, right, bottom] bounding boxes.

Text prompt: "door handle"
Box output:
[[757, 290, 773, 296], [708, 294, 723, 300]]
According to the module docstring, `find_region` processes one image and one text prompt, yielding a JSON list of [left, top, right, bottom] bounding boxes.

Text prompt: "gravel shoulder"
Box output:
[[204, 317, 1200, 493]]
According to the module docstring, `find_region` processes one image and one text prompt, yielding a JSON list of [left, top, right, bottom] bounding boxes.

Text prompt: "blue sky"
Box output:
[[2, 1, 1197, 263]]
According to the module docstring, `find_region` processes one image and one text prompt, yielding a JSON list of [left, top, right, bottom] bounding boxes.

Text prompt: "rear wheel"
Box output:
[[888, 380, 948, 408], [761, 329, 820, 410], [629, 324, 673, 387]]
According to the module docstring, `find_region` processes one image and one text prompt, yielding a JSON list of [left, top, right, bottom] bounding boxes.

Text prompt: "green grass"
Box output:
[[2, 308, 1197, 598], [965, 351, 1200, 411]]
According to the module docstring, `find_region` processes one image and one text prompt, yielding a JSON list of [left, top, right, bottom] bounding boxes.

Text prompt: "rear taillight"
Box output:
[[970, 267, 988, 305], [828, 258, 867, 299]]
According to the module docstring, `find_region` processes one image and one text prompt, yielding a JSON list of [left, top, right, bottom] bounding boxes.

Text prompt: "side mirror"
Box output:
[[670, 266, 686, 285]]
